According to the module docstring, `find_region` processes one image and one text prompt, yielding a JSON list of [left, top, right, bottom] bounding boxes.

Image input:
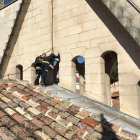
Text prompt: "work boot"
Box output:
[[40, 78, 45, 86]]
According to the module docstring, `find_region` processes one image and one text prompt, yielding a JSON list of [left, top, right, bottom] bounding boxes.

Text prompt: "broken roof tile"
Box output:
[[2, 85, 9, 89], [47, 106, 60, 113], [41, 116, 54, 125], [24, 88, 31, 93], [12, 113, 25, 124], [32, 119, 45, 128], [0, 94, 3, 98], [67, 105, 80, 116], [51, 98, 61, 104], [43, 125, 58, 138], [48, 111, 58, 119], [22, 96, 30, 101], [19, 101, 31, 109], [66, 115, 80, 125], [10, 125, 30, 139], [50, 122, 68, 136], [22, 121, 38, 133], [45, 98, 57, 106], [59, 112, 70, 119], [0, 101, 8, 109], [24, 113, 34, 121], [55, 104, 67, 112], [38, 101, 50, 108], [7, 93, 15, 99], [55, 135, 67, 140], [69, 125, 84, 137], [15, 107, 26, 115], [75, 112, 89, 119], [5, 108, 16, 116], [12, 97, 22, 104], [17, 84, 25, 90], [78, 121, 94, 134], [1, 96, 11, 103], [0, 127, 18, 139], [64, 130, 75, 139], [71, 134, 83, 140], [0, 116, 16, 128], [36, 105, 49, 114], [8, 101, 18, 109], [27, 107, 41, 116], [80, 119, 97, 128], [34, 130, 51, 140], [0, 110, 6, 118]]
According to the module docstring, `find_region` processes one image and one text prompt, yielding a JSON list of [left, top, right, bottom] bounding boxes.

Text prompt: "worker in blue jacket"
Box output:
[[40, 51, 60, 85]]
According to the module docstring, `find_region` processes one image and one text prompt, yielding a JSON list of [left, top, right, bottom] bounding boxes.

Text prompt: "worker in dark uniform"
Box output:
[[34, 52, 46, 85], [40, 51, 60, 86]]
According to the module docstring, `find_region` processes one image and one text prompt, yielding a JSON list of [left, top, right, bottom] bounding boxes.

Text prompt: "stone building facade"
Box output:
[[0, 0, 140, 119]]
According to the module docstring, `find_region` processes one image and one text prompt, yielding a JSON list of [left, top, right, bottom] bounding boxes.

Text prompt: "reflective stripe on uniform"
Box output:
[[46, 69, 48, 72], [36, 67, 41, 69], [36, 74, 39, 76], [42, 61, 50, 64]]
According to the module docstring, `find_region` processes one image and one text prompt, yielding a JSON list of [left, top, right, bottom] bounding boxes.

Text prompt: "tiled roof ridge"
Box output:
[[0, 79, 138, 140]]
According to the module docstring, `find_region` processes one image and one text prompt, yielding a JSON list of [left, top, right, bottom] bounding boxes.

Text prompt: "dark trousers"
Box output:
[[34, 70, 42, 85], [41, 64, 49, 79]]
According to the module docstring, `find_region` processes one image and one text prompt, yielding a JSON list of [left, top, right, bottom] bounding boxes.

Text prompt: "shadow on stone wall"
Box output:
[[86, 0, 140, 69]]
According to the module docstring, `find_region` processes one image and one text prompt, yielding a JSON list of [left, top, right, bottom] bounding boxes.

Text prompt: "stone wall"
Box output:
[[1, 0, 140, 119], [0, 0, 22, 63]]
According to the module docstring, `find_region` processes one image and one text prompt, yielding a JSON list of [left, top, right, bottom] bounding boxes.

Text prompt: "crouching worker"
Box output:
[[34, 52, 46, 85], [40, 51, 60, 86]]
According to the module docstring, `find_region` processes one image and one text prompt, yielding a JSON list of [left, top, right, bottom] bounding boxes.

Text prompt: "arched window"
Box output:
[[101, 51, 120, 110], [72, 56, 85, 95], [16, 65, 23, 80]]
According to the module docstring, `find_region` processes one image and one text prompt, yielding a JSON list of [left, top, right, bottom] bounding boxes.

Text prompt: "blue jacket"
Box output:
[[42, 54, 60, 66]]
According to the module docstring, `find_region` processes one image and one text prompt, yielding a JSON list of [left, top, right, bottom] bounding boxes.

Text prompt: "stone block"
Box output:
[[95, 27, 111, 38], [98, 41, 118, 52], [118, 61, 137, 73], [67, 44, 76, 52], [120, 95, 139, 110], [86, 74, 103, 84], [83, 48, 102, 58], [72, 5, 85, 17], [70, 46, 85, 57], [77, 40, 90, 48], [60, 53, 73, 62], [62, 34, 79, 46], [69, 24, 82, 35], [119, 73, 139, 85], [66, 0, 80, 10], [83, 20, 96, 31], [62, 17, 77, 29], [120, 105, 139, 119], [80, 30, 95, 41]]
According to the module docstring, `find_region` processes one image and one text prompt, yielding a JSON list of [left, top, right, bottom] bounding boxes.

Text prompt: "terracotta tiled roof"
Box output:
[[0, 79, 138, 140]]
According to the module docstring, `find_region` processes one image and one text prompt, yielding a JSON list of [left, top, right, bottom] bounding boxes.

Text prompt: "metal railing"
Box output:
[[127, 0, 140, 13]]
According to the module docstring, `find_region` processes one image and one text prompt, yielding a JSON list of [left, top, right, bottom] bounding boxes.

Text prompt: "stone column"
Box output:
[[79, 75, 85, 95], [105, 74, 111, 106], [84, 57, 105, 103], [59, 61, 76, 92], [119, 73, 140, 119], [31, 67, 36, 85]]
